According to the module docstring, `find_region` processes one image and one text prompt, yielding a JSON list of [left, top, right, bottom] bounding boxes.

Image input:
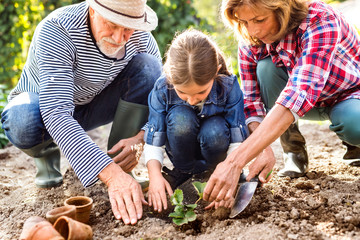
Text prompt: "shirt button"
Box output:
[[150, 127, 154, 132], [201, 115, 205, 118], [112, 62, 115, 66], [286, 62, 291, 66]]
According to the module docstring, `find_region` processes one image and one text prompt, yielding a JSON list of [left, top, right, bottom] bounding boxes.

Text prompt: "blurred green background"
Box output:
[[0, 0, 355, 148]]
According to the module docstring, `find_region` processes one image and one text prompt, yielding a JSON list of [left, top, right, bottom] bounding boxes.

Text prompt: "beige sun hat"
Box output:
[[86, 0, 158, 32]]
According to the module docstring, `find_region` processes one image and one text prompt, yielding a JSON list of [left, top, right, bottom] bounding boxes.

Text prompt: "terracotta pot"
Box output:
[[20, 216, 64, 240], [46, 205, 77, 224], [54, 216, 93, 240], [64, 196, 93, 224]]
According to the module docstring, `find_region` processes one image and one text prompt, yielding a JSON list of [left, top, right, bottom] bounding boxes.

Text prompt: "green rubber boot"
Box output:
[[21, 140, 63, 188], [108, 99, 150, 190]]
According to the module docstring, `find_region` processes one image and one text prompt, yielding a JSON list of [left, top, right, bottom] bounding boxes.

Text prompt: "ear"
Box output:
[[89, 6, 95, 18], [217, 64, 222, 73]]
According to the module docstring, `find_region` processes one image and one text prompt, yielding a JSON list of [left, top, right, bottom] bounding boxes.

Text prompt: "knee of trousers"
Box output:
[[199, 116, 230, 151], [256, 57, 282, 85], [1, 93, 47, 149], [336, 121, 360, 146], [130, 53, 162, 88], [166, 105, 199, 137], [256, 57, 288, 109], [330, 99, 360, 146]]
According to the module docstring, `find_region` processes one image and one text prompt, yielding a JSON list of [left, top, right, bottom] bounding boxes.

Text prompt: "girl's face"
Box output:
[[236, 5, 280, 44], [174, 79, 214, 106]]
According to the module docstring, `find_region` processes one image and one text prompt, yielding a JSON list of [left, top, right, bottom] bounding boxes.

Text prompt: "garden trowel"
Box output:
[[229, 175, 259, 218]]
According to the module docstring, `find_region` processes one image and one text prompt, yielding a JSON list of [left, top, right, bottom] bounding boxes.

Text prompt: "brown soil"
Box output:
[[0, 121, 359, 240]]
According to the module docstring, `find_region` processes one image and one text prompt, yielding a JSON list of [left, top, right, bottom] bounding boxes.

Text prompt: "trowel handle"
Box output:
[[249, 176, 260, 183]]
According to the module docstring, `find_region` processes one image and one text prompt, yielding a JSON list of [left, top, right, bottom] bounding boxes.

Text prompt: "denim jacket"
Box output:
[[144, 74, 248, 146]]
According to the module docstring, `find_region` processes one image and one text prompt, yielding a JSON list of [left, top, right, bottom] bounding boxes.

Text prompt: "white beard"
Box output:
[[97, 37, 126, 58]]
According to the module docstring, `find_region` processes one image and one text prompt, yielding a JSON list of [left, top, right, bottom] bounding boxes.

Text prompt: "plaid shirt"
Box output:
[[239, 1, 360, 119]]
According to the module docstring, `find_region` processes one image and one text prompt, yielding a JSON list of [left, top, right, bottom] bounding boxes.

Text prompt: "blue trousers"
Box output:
[[257, 57, 360, 147], [165, 105, 230, 174], [1, 53, 162, 149]]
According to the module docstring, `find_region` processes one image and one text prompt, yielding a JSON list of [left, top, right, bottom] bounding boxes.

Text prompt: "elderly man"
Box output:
[[1, 0, 162, 225]]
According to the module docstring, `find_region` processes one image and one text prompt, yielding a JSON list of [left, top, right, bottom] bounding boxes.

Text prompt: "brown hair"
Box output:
[[221, 0, 308, 45], [164, 29, 230, 86]]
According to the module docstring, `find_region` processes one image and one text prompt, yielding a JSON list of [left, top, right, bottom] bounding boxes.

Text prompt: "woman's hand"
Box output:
[[247, 146, 276, 184], [205, 196, 235, 210], [203, 154, 243, 203], [203, 105, 294, 204]]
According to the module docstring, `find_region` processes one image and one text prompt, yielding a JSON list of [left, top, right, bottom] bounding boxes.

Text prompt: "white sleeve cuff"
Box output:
[[290, 109, 300, 123], [227, 142, 241, 156], [245, 116, 264, 126], [144, 143, 165, 166]]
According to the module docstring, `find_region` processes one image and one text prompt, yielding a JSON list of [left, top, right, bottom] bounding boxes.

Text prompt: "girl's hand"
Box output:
[[148, 174, 173, 212]]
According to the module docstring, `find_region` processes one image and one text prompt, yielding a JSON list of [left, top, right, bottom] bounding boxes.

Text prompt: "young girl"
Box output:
[[143, 29, 247, 212]]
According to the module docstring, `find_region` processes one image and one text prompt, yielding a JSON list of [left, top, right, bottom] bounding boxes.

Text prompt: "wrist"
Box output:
[[147, 159, 162, 178], [227, 145, 246, 171], [135, 130, 145, 144], [98, 162, 125, 186]]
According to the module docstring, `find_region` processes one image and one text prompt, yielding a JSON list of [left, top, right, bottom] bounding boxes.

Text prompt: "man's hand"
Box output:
[[107, 131, 144, 172], [247, 146, 275, 184], [98, 162, 147, 225]]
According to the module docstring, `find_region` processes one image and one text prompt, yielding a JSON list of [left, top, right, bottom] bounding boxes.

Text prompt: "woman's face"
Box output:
[[174, 79, 214, 106], [236, 5, 280, 44]]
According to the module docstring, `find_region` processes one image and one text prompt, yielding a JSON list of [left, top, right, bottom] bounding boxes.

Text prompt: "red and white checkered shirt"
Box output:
[[239, 1, 360, 119]]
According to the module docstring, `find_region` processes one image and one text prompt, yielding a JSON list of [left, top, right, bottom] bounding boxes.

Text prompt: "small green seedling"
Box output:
[[192, 181, 207, 203], [168, 181, 206, 226]]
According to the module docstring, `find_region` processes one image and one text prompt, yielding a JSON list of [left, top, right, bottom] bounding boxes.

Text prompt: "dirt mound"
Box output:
[[0, 121, 359, 239]]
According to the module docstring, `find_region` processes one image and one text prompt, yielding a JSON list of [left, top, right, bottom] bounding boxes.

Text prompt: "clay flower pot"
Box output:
[[46, 205, 77, 224], [20, 216, 64, 240], [64, 196, 93, 224], [54, 216, 93, 240]]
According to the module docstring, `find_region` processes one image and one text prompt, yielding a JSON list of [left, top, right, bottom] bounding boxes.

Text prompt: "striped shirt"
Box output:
[[8, 2, 161, 187], [239, 1, 360, 119]]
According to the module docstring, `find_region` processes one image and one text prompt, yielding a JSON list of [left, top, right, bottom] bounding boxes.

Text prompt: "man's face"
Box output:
[[89, 7, 135, 56]]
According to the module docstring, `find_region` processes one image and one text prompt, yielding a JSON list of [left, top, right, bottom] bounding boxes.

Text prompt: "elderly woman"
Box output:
[[203, 0, 360, 206]]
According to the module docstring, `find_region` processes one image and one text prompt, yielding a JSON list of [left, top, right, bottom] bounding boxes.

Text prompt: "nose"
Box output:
[[112, 28, 125, 44], [112, 28, 133, 44], [187, 96, 198, 106], [247, 23, 259, 37]]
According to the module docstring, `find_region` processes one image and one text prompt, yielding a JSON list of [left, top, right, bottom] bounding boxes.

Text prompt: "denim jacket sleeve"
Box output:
[[223, 75, 249, 143], [144, 76, 168, 146]]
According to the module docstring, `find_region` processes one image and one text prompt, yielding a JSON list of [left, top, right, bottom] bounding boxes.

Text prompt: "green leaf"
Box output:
[[185, 203, 197, 210], [169, 211, 185, 219], [185, 210, 197, 222], [173, 217, 188, 226], [174, 205, 184, 214], [170, 189, 183, 206], [192, 181, 207, 199]]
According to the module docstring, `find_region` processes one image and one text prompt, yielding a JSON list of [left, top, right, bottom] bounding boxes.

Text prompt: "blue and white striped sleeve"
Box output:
[[36, 20, 113, 187], [146, 33, 161, 61]]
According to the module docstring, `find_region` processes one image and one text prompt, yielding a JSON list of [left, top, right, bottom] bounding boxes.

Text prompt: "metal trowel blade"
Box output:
[[229, 179, 258, 218]]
